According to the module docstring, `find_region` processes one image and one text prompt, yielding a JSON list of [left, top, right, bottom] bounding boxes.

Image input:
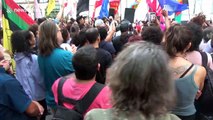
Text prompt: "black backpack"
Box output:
[[52, 77, 104, 120], [195, 52, 213, 119]]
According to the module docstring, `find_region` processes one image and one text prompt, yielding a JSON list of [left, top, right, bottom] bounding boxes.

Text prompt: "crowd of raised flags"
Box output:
[[1, 0, 189, 52]]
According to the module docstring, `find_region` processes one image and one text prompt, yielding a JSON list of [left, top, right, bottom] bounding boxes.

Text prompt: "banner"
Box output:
[[158, 0, 188, 15], [46, 0, 55, 16], [77, 0, 89, 16], [109, 0, 120, 14], [2, 0, 35, 52], [34, 0, 42, 18], [99, 0, 109, 18]]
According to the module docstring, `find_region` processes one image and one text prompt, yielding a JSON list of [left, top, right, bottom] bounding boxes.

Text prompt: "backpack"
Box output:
[[195, 52, 213, 119], [52, 77, 105, 120]]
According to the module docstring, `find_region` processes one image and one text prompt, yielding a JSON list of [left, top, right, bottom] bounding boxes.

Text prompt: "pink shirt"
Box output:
[[52, 77, 112, 115], [186, 51, 213, 70]]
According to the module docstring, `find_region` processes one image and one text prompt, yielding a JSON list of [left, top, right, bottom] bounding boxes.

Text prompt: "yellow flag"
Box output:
[[2, 15, 13, 53], [46, 0, 55, 16]]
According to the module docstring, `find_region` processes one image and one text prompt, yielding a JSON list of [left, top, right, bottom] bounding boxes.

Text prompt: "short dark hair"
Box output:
[[109, 42, 174, 117], [98, 27, 107, 41], [185, 22, 203, 51], [11, 30, 33, 55], [37, 17, 47, 25], [61, 28, 69, 43], [86, 28, 100, 44], [141, 26, 163, 45], [203, 27, 213, 42], [120, 20, 131, 33], [164, 24, 192, 58], [78, 28, 88, 47], [72, 45, 98, 80], [190, 13, 206, 27], [28, 24, 38, 38]]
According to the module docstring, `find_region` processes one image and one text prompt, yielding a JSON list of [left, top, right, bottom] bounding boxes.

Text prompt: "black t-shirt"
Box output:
[[113, 33, 132, 55], [96, 48, 112, 84], [99, 41, 116, 56]]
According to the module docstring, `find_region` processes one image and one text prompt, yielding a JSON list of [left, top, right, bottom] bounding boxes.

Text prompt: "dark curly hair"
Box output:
[[190, 13, 206, 27], [141, 26, 163, 45], [184, 22, 203, 51], [11, 30, 34, 58], [109, 42, 175, 118]]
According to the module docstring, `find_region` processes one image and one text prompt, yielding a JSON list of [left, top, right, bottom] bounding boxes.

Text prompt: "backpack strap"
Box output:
[[57, 77, 77, 106], [200, 52, 208, 68], [179, 64, 194, 78], [74, 82, 105, 114]]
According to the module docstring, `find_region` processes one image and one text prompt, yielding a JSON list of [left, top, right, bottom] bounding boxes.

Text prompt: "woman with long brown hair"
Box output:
[[38, 20, 75, 110]]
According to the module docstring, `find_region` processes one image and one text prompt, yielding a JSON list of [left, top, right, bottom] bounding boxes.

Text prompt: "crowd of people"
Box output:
[[0, 7, 213, 120]]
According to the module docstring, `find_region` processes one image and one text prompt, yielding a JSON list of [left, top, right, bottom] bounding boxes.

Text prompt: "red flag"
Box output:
[[93, 0, 103, 18], [109, 0, 120, 14], [146, 0, 163, 21]]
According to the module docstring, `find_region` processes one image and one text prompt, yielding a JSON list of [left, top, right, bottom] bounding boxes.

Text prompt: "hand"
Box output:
[[33, 101, 44, 116], [162, 10, 168, 17], [71, 44, 77, 54], [110, 21, 116, 32], [195, 90, 202, 100]]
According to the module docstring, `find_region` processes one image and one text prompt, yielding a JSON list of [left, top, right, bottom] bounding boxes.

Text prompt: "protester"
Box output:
[[185, 22, 213, 70], [70, 23, 80, 46], [85, 28, 112, 84], [77, 15, 86, 30], [98, 27, 116, 57], [60, 28, 77, 54], [85, 42, 179, 120], [11, 30, 47, 120], [141, 26, 163, 45], [199, 26, 213, 53], [52, 45, 111, 116], [38, 20, 75, 110], [28, 24, 39, 54], [113, 20, 132, 55], [0, 49, 44, 120], [164, 24, 206, 120], [77, 28, 89, 49]]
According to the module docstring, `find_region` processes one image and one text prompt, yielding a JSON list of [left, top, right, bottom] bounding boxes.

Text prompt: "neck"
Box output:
[[175, 52, 186, 58], [76, 77, 96, 83], [92, 42, 99, 48]]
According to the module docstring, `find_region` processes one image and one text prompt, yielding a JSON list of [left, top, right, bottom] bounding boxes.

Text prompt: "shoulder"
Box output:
[[52, 77, 61, 92], [54, 48, 72, 55], [97, 85, 111, 99], [2, 78, 23, 92], [157, 114, 181, 120], [193, 65, 206, 87], [0, 72, 15, 85], [97, 48, 110, 55], [166, 114, 181, 120], [113, 36, 120, 42], [194, 65, 206, 78], [51, 48, 73, 61], [99, 86, 111, 95], [85, 109, 112, 120]]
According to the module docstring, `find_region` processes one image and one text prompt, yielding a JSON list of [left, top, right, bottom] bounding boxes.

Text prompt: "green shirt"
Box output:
[[38, 48, 74, 108], [85, 109, 181, 120]]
